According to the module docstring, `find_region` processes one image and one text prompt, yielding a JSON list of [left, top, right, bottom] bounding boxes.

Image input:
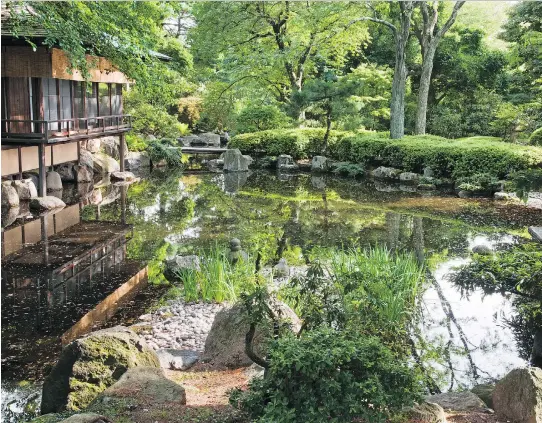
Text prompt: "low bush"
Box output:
[[147, 139, 184, 167], [333, 134, 542, 179], [456, 173, 501, 193], [231, 129, 542, 179], [230, 328, 422, 423], [530, 128, 542, 146], [229, 128, 353, 159], [331, 162, 365, 178], [235, 105, 292, 134]]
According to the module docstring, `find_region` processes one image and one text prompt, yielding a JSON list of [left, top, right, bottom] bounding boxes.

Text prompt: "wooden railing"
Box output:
[[1, 115, 132, 143]]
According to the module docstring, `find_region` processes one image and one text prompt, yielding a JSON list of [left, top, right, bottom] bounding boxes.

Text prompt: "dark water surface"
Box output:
[[2, 168, 541, 421]]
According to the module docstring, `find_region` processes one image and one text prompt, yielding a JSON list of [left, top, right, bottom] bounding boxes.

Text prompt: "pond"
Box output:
[[2, 168, 541, 421]]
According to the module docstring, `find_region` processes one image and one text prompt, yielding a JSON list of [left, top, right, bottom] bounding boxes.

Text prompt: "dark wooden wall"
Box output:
[[5, 77, 31, 133]]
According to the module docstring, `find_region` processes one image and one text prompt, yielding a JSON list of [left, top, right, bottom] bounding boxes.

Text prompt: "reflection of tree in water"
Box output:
[[452, 242, 542, 363]]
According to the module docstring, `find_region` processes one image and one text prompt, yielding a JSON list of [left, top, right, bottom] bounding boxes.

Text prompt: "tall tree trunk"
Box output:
[[323, 102, 332, 154], [414, 43, 437, 135], [413, 1, 465, 135], [390, 3, 413, 139]]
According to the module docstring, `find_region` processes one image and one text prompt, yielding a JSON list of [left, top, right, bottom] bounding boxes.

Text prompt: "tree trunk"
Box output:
[[414, 42, 437, 135], [390, 4, 413, 139], [323, 103, 332, 154]]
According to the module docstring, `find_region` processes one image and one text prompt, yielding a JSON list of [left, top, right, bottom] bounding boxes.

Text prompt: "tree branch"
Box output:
[[436, 1, 465, 39]]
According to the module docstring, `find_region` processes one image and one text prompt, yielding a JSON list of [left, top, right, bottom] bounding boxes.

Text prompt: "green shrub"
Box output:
[[235, 105, 291, 134], [331, 162, 365, 178], [147, 139, 183, 167], [230, 328, 422, 423], [125, 133, 148, 152], [456, 173, 501, 193], [508, 168, 542, 200], [530, 128, 542, 145], [229, 128, 352, 159], [333, 134, 542, 179]]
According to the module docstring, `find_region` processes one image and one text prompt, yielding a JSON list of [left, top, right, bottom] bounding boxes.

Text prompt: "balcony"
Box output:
[[1, 115, 132, 145]]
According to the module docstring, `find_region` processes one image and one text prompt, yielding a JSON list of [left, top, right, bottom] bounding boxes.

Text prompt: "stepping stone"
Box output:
[[528, 227, 542, 243]]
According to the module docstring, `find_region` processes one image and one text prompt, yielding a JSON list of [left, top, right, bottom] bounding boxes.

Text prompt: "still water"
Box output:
[[1, 168, 540, 421]]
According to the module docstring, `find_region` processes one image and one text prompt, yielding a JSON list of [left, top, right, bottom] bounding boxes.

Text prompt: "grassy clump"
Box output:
[[230, 129, 542, 179], [174, 246, 260, 303]]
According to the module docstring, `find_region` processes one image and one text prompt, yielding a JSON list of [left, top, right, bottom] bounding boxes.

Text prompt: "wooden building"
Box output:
[[1, 32, 132, 195]]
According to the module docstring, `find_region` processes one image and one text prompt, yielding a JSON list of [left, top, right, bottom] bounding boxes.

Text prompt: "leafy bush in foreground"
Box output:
[[230, 328, 422, 423], [147, 139, 183, 167]]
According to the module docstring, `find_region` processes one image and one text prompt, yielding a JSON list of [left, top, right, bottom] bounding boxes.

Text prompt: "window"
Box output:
[[98, 83, 111, 126], [111, 84, 122, 116], [43, 78, 58, 131], [73, 81, 85, 129], [59, 79, 72, 130], [86, 83, 97, 127]]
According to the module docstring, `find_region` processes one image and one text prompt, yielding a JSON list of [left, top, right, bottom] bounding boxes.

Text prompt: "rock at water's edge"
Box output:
[[528, 227, 542, 243], [493, 367, 542, 423], [29, 196, 65, 211], [404, 402, 446, 423], [426, 391, 486, 412], [41, 326, 159, 414]]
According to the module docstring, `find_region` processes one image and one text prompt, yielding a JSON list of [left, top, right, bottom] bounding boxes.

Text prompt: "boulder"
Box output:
[[203, 300, 301, 368], [531, 329, 542, 368], [426, 391, 487, 412], [124, 152, 151, 170], [29, 196, 65, 212], [55, 163, 76, 182], [472, 245, 492, 255], [79, 150, 94, 170], [371, 166, 402, 180], [399, 172, 420, 183], [404, 402, 446, 423], [155, 349, 199, 371], [84, 139, 101, 154], [311, 175, 326, 190], [145, 134, 157, 142], [110, 171, 137, 182], [528, 227, 542, 243], [22, 173, 39, 189], [40, 326, 160, 414], [223, 149, 252, 172], [273, 258, 289, 278], [2, 206, 20, 228], [164, 255, 201, 281], [277, 154, 299, 171], [92, 153, 120, 174], [207, 158, 224, 172], [46, 171, 63, 191], [471, 383, 495, 409], [75, 165, 93, 183], [311, 156, 329, 172], [91, 367, 185, 408], [493, 367, 542, 423], [458, 190, 471, 199], [494, 192, 520, 202], [99, 136, 126, 160], [199, 132, 221, 147], [181, 135, 203, 146], [11, 178, 37, 200]]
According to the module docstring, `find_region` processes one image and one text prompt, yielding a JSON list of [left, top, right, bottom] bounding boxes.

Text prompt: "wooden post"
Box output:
[[18, 147, 23, 179], [38, 143, 46, 196], [119, 133, 125, 172]]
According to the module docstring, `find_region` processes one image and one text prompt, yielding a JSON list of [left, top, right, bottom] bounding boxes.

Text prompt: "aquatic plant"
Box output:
[[174, 245, 261, 303]]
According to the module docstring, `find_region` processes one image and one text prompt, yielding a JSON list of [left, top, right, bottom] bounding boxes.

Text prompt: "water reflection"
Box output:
[[1, 169, 540, 420]]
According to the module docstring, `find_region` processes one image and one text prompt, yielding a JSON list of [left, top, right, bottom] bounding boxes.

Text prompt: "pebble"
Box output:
[[135, 299, 226, 352]]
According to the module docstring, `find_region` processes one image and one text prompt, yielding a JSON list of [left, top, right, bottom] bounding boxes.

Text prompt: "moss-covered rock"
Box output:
[[41, 326, 159, 415]]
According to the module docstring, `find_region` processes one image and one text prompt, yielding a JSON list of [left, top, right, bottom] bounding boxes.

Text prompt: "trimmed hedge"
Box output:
[[229, 128, 353, 159], [530, 128, 542, 146], [230, 129, 542, 179]]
